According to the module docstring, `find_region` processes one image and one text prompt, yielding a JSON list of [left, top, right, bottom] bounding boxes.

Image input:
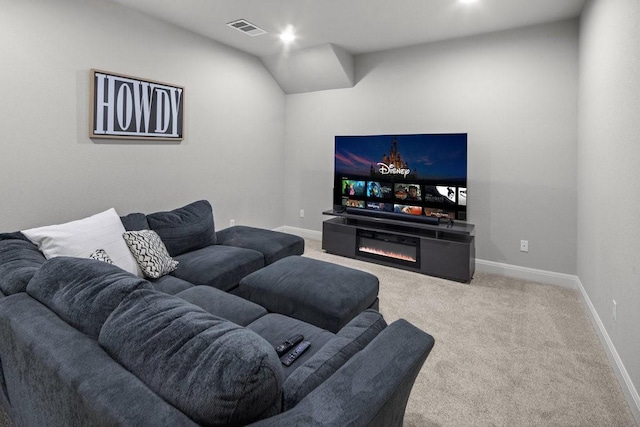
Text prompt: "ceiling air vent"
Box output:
[[227, 19, 267, 37]]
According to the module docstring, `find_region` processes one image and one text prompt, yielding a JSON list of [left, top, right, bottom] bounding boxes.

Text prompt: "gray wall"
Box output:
[[578, 0, 640, 408], [0, 0, 285, 231], [284, 20, 579, 274]]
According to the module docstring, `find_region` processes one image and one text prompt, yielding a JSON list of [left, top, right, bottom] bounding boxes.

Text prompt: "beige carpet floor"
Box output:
[[302, 238, 636, 426], [0, 238, 636, 426]]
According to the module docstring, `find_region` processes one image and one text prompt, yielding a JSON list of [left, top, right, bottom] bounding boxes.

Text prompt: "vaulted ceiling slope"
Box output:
[[110, 0, 587, 93]]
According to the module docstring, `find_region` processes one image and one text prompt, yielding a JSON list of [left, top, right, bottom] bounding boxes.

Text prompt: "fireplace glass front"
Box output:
[[356, 230, 420, 268]]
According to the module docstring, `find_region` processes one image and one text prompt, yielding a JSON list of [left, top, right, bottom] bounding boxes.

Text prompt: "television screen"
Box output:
[[333, 133, 467, 222]]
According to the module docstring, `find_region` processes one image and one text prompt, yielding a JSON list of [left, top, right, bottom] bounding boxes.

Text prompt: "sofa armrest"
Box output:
[[0, 293, 197, 427], [0, 233, 46, 295], [249, 319, 434, 427]]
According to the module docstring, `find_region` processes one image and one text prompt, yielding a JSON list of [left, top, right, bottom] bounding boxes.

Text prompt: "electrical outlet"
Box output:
[[613, 300, 617, 322], [299, 209, 305, 218], [230, 219, 235, 226], [520, 240, 529, 252]]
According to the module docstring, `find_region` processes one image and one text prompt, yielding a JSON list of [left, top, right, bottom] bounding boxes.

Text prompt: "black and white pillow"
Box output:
[[122, 230, 178, 279], [89, 248, 114, 264]]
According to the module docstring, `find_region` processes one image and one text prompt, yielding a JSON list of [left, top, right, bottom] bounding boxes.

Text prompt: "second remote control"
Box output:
[[281, 341, 311, 366], [275, 334, 304, 357]]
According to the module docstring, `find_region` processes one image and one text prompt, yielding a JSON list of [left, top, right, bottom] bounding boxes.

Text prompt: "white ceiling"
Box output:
[[111, 0, 587, 58]]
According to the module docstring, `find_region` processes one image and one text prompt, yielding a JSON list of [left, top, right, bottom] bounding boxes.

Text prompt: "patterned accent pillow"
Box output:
[[122, 230, 178, 279], [89, 248, 113, 264]]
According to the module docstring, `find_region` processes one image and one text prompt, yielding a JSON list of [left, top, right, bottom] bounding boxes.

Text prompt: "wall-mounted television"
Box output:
[[333, 133, 467, 224]]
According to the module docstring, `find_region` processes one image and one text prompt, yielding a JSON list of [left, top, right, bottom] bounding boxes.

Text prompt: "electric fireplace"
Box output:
[[356, 230, 420, 268], [323, 210, 475, 282]]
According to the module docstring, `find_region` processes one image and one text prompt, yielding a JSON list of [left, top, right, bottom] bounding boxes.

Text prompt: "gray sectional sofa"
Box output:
[[0, 200, 435, 426], [119, 200, 306, 294]]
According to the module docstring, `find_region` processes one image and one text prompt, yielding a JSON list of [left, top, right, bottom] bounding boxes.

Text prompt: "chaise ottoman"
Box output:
[[238, 256, 379, 333]]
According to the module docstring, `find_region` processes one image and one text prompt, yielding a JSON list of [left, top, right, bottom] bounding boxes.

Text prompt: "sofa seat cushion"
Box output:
[[147, 200, 217, 257], [99, 289, 283, 427], [216, 226, 305, 265], [281, 309, 387, 410], [176, 286, 267, 326], [172, 245, 264, 292], [0, 232, 46, 295], [239, 256, 379, 333], [247, 313, 335, 380], [149, 274, 193, 295], [26, 257, 152, 339]]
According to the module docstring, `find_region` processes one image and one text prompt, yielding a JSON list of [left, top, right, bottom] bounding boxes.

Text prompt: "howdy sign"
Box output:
[[90, 69, 184, 140]]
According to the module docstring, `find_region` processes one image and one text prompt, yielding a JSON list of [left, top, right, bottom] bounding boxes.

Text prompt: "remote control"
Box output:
[[281, 341, 311, 366], [275, 334, 304, 357]]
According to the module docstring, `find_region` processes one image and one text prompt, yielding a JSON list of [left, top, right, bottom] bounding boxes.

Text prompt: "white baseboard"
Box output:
[[574, 277, 640, 425], [474, 259, 578, 289], [273, 226, 322, 241], [274, 226, 640, 423]]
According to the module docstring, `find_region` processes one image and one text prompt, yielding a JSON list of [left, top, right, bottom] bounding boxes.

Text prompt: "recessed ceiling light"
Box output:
[[459, 0, 478, 3], [279, 26, 296, 43]]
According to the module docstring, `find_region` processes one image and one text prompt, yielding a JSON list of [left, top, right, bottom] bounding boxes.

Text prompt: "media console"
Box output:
[[322, 210, 475, 283]]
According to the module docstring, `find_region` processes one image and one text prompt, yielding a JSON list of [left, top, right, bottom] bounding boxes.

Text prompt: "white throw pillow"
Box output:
[[22, 208, 142, 277]]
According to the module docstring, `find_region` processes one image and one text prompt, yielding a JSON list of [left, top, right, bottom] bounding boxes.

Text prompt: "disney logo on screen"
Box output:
[[377, 163, 411, 178]]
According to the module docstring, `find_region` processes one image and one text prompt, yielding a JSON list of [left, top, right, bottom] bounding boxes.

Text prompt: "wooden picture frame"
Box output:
[[89, 69, 184, 141]]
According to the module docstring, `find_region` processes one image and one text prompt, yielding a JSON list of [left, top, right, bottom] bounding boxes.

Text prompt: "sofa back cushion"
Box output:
[[0, 232, 46, 295], [120, 212, 150, 231], [146, 200, 217, 257], [282, 309, 387, 410], [99, 289, 283, 426], [26, 257, 153, 339]]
